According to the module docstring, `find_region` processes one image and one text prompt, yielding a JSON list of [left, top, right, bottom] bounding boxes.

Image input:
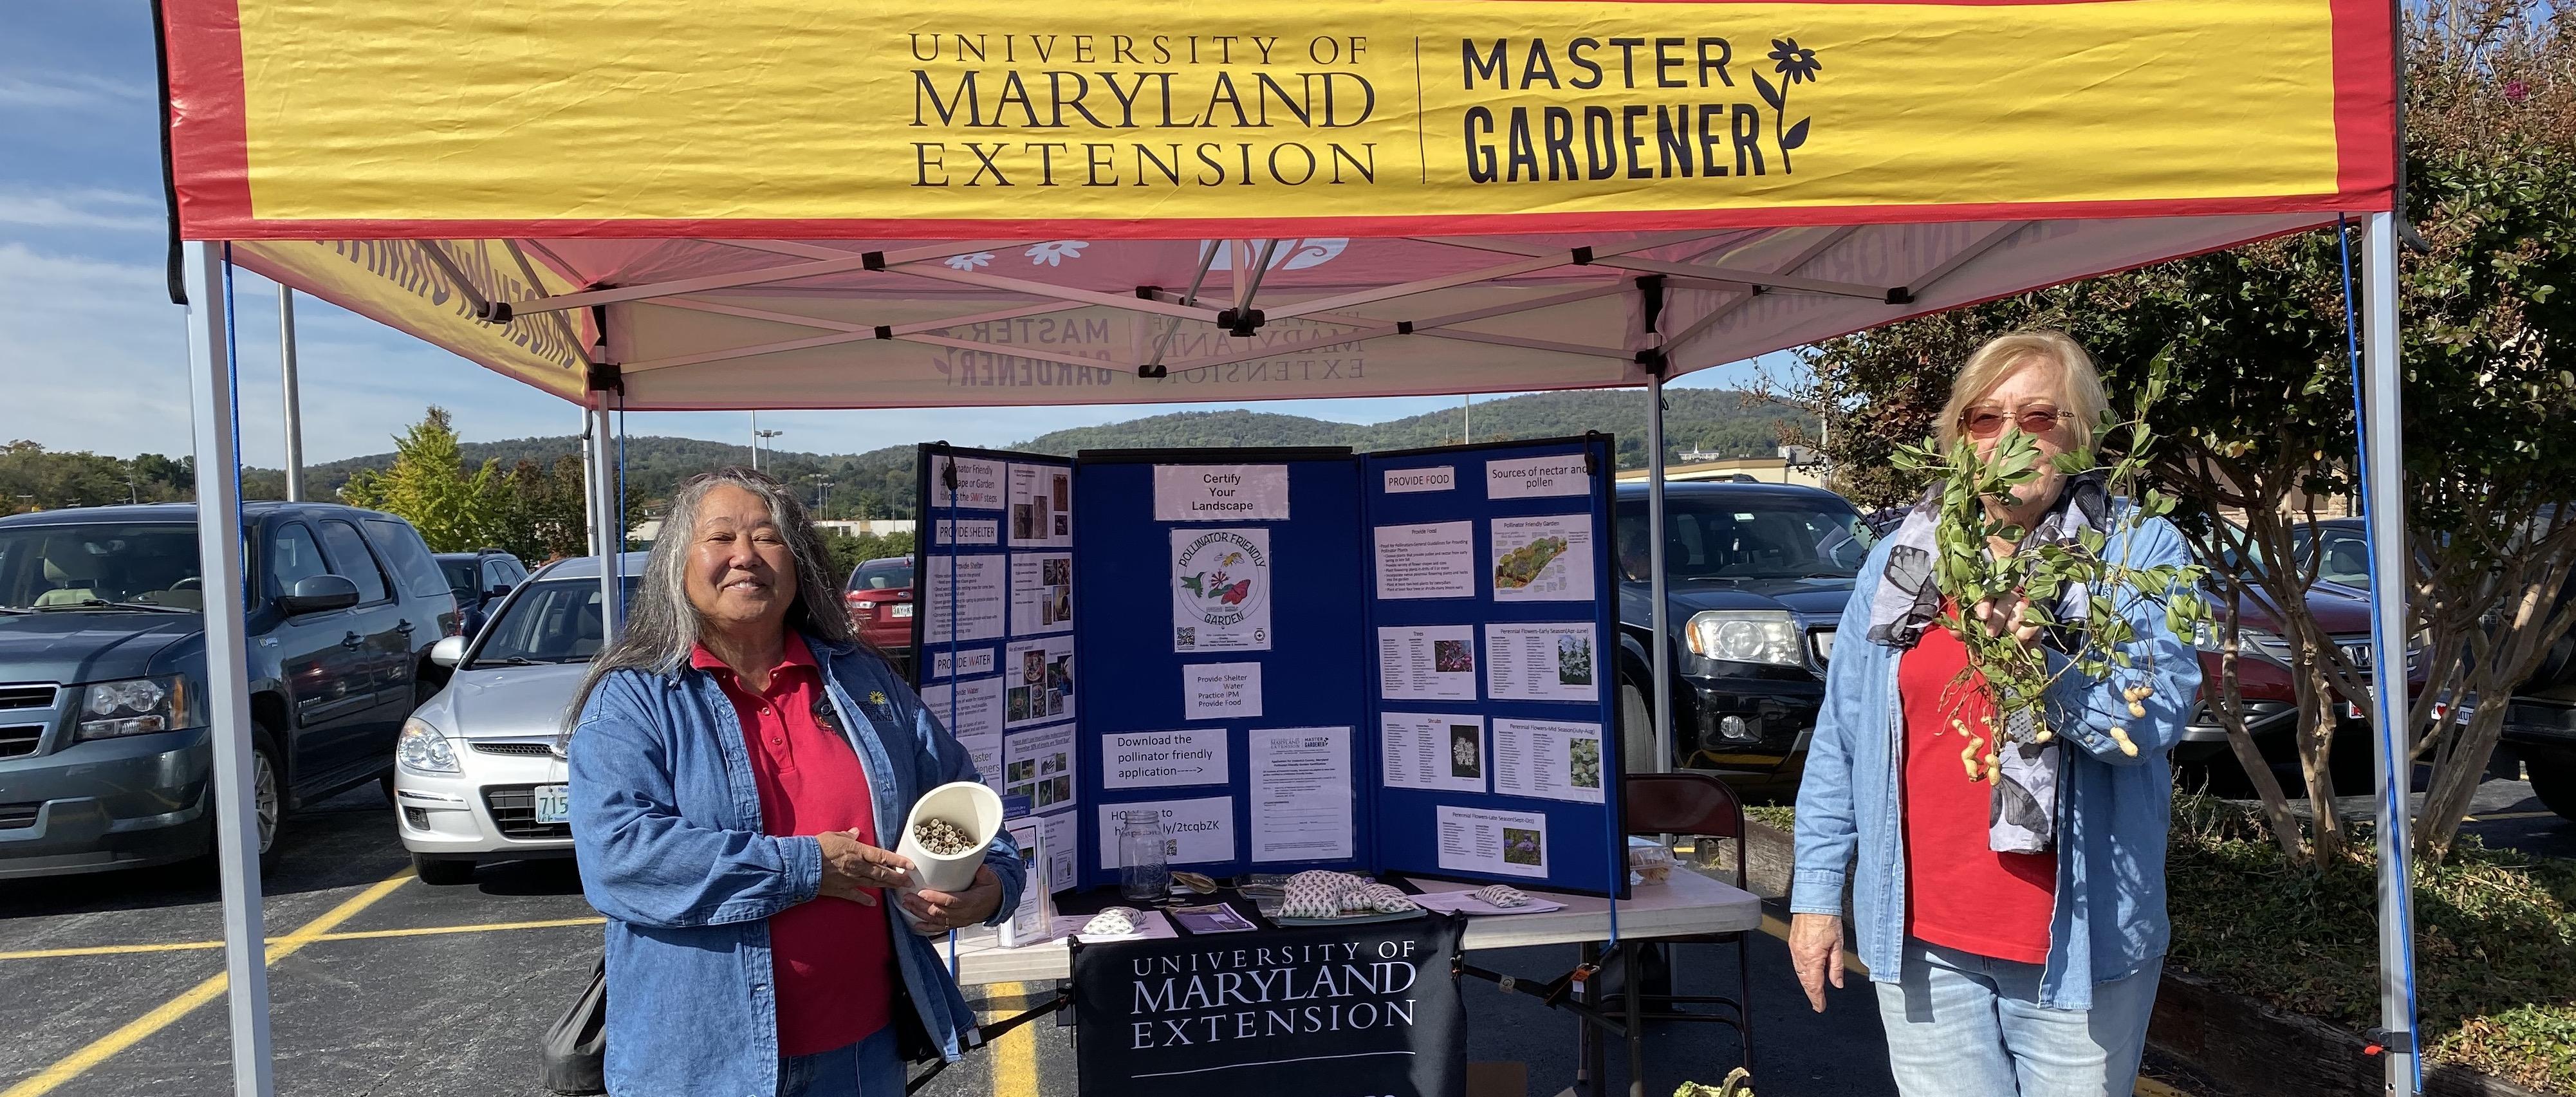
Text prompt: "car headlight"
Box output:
[[1685, 611, 1803, 667], [77, 675, 198, 741], [2192, 622, 2293, 665], [398, 718, 461, 774]]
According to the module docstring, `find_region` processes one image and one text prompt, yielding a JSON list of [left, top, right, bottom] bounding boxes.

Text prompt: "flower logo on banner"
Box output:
[[944, 252, 994, 271], [1024, 241, 1090, 266], [1753, 38, 1824, 174]]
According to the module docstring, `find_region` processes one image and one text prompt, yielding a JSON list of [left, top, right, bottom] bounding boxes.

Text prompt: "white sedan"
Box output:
[[395, 554, 641, 884]]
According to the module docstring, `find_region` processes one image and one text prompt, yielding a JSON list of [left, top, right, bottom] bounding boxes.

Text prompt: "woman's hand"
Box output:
[[1789, 912, 1846, 1013], [1972, 593, 2044, 649], [816, 831, 913, 906], [900, 865, 1004, 933]]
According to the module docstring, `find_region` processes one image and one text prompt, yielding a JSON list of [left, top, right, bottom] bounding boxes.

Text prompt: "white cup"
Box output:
[[895, 781, 1004, 894]]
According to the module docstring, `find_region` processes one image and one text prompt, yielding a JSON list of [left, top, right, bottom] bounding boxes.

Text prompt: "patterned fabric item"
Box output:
[[1082, 907, 1142, 936], [1341, 883, 1418, 914], [1279, 871, 1371, 918], [1863, 472, 2111, 854], [1473, 885, 1532, 908]]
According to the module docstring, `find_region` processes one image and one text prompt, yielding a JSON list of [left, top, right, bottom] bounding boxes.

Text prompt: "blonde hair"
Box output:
[[1936, 331, 2110, 456]]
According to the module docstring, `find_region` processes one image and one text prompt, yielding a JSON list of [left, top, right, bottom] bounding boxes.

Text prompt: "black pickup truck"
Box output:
[[1609, 481, 1875, 798], [0, 503, 458, 878]]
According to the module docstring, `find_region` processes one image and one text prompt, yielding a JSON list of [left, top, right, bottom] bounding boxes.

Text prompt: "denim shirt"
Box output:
[[1790, 510, 2202, 1010], [567, 637, 1026, 1097]]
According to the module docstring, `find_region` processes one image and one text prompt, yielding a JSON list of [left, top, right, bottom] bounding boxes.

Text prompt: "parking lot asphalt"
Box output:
[[24, 771, 2560, 1095]]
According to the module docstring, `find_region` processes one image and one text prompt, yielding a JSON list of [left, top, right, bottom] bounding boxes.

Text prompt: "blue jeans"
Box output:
[[776, 1027, 905, 1097], [1873, 937, 2163, 1097]]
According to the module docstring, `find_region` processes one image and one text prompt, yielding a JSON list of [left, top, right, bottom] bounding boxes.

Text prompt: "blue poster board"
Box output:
[[916, 438, 1624, 899]]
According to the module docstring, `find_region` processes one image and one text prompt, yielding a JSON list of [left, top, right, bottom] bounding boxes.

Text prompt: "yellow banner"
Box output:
[[181, 0, 2382, 234]]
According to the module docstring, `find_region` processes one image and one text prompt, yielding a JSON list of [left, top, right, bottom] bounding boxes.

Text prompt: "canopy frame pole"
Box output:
[[278, 286, 302, 501], [184, 240, 277, 1097], [1266, 233, 1722, 321], [1659, 226, 1861, 353], [589, 389, 624, 640], [1411, 235, 1898, 302], [2360, 210, 2420, 1097], [515, 239, 1035, 315], [1647, 374, 1672, 776], [1142, 243, 1225, 372]]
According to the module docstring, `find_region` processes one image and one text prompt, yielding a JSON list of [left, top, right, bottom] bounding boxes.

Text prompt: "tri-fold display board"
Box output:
[[913, 435, 1624, 899]]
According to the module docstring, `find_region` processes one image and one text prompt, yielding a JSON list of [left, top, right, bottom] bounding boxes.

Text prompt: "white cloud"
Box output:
[[0, 72, 153, 110], [0, 189, 164, 232]]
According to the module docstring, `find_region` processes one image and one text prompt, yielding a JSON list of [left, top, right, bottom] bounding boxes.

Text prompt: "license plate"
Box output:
[[533, 784, 571, 825], [891, 603, 914, 618]]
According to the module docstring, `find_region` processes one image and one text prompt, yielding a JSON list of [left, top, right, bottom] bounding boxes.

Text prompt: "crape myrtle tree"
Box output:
[[1785, 0, 2576, 864]]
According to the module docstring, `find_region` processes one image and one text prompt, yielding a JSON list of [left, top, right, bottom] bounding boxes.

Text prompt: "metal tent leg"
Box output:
[[2360, 210, 2420, 1097], [1647, 376, 1672, 775], [589, 395, 624, 641], [279, 287, 303, 502], [184, 241, 276, 1097]]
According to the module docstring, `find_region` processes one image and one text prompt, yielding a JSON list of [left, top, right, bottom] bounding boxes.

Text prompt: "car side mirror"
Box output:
[[280, 574, 360, 615], [486, 585, 512, 600], [429, 634, 468, 668]]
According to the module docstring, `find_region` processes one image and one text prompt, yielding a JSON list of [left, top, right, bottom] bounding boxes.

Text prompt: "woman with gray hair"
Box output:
[[1789, 331, 2201, 1096], [565, 468, 1023, 1097]]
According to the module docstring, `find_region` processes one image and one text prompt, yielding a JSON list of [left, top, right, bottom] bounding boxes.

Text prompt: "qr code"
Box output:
[[1175, 627, 1196, 647]]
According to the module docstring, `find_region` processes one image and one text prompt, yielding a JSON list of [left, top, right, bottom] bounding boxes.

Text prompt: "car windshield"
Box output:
[[1615, 497, 1875, 581], [471, 577, 642, 666], [850, 558, 914, 591], [2288, 526, 2375, 589], [0, 524, 206, 612]]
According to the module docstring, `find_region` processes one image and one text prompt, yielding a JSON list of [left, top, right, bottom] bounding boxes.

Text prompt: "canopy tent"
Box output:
[[153, 1, 2421, 1094]]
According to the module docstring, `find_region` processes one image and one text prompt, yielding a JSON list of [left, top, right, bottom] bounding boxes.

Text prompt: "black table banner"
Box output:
[[1070, 914, 1467, 1097]]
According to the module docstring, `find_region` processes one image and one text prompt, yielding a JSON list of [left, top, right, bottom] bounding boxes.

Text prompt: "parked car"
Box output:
[[398, 553, 643, 883], [434, 549, 529, 640], [1611, 482, 1873, 797], [845, 556, 916, 667], [0, 502, 458, 878], [2290, 516, 2575, 816], [2175, 567, 2427, 795]]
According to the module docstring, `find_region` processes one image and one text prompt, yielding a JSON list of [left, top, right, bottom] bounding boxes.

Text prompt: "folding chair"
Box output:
[[1615, 772, 1755, 1076]]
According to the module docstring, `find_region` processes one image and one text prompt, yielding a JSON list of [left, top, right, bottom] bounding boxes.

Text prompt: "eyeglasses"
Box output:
[[1960, 405, 2072, 439]]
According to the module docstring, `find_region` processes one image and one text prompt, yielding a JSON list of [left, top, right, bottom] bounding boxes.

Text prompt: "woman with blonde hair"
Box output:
[[1789, 332, 2201, 1096]]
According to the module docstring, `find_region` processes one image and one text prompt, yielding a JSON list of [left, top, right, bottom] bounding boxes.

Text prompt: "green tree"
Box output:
[[1790, 1, 2576, 863], [339, 407, 507, 551]]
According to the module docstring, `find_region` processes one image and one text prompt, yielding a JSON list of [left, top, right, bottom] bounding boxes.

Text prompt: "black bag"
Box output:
[[538, 957, 609, 1095]]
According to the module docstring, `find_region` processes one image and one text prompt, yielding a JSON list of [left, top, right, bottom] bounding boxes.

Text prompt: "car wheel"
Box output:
[[2528, 757, 2576, 822], [412, 853, 477, 885], [250, 740, 283, 870], [1620, 681, 1659, 773]]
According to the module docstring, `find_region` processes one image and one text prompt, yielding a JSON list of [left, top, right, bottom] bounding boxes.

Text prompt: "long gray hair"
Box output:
[[563, 466, 856, 733]]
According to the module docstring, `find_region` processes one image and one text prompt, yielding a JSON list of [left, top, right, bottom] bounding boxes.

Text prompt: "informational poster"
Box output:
[[1005, 634, 1077, 728], [932, 455, 1006, 511], [1097, 796, 1236, 868], [919, 676, 1005, 796], [1485, 454, 1591, 500], [1171, 528, 1272, 652], [1485, 622, 1598, 703], [1490, 514, 1595, 602], [933, 516, 1000, 546], [1493, 719, 1607, 805], [1003, 723, 1078, 813], [1182, 662, 1262, 719], [1382, 465, 1456, 494], [927, 646, 996, 681], [1376, 625, 1478, 702], [1152, 464, 1291, 521], [1009, 553, 1075, 635], [1380, 712, 1487, 793], [922, 553, 1005, 645], [1371, 521, 1474, 600], [1251, 726, 1353, 863], [1009, 463, 1073, 547], [1436, 805, 1550, 879], [1102, 728, 1229, 790], [1040, 811, 1079, 895]]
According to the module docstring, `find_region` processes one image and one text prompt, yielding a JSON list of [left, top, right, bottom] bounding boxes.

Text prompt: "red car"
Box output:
[[843, 557, 915, 665], [2178, 573, 2427, 795]]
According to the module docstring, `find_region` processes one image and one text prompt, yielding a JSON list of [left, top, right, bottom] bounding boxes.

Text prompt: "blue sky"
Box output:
[[0, 4, 1775, 465]]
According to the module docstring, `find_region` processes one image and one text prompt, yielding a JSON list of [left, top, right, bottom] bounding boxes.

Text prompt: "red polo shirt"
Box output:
[[693, 637, 895, 1056], [1898, 614, 2057, 965]]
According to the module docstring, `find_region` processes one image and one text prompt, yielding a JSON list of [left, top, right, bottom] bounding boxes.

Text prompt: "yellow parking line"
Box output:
[[1758, 912, 1867, 975], [0, 915, 607, 963], [0, 867, 414, 1097], [2465, 810, 2559, 822], [983, 981, 1039, 1097], [2133, 1077, 2195, 1097]]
